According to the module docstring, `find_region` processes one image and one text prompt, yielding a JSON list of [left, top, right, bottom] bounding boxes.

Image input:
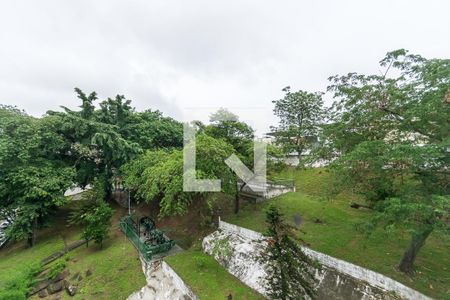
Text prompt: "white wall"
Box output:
[[127, 257, 199, 300], [216, 219, 431, 300]]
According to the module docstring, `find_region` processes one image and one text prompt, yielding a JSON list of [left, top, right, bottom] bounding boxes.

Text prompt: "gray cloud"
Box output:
[[1, 0, 449, 134]]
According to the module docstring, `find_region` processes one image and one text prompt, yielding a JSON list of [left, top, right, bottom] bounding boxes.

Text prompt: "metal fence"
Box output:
[[119, 216, 175, 262]]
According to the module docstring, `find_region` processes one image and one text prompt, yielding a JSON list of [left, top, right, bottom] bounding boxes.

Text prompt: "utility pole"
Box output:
[[128, 189, 131, 216]]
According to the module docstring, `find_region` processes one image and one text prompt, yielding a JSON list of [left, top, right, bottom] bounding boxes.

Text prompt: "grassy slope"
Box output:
[[0, 230, 76, 290], [60, 230, 146, 300], [224, 168, 450, 300], [0, 203, 146, 300], [165, 250, 265, 300]]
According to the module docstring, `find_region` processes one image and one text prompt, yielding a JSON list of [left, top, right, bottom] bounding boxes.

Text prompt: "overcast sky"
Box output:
[[1, 1, 449, 135]]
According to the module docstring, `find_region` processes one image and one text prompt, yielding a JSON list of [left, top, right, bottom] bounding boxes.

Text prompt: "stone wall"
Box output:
[[239, 182, 295, 202], [263, 184, 296, 199], [112, 189, 129, 208], [206, 219, 431, 300], [127, 257, 198, 300]]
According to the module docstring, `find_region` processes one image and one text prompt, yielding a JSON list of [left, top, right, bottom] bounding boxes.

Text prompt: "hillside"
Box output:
[[224, 168, 450, 299]]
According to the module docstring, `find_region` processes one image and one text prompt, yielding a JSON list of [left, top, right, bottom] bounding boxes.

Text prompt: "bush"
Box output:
[[0, 290, 26, 300], [46, 259, 67, 280], [83, 201, 114, 248], [69, 181, 115, 249], [194, 256, 209, 269], [0, 262, 42, 300]]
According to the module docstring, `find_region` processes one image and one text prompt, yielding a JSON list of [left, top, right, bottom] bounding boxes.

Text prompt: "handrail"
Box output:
[[120, 216, 175, 262], [120, 216, 153, 261]]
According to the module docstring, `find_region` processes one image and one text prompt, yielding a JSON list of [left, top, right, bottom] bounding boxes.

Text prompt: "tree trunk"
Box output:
[[234, 190, 240, 214], [296, 146, 304, 169], [398, 227, 433, 274], [27, 218, 38, 247], [234, 181, 248, 214], [62, 234, 68, 252]]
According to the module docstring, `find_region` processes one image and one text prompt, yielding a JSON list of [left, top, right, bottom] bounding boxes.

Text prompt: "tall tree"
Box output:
[[322, 49, 450, 273], [122, 134, 237, 218], [271, 87, 324, 166], [260, 205, 317, 300], [123, 110, 183, 150], [204, 108, 254, 158], [96, 93, 183, 150], [203, 109, 256, 214], [47, 88, 142, 194], [81, 201, 114, 249], [0, 106, 74, 246], [48, 88, 182, 193], [75, 88, 96, 120]]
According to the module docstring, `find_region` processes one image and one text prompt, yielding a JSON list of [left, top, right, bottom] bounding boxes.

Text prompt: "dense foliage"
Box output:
[[122, 134, 238, 217], [69, 181, 115, 248], [321, 49, 450, 273], [203, 108, 254, 160], [0, 261, 42, 300], [46, 88, 182, 194], [0, 88, 182, 246], [0, 106, 74, 246], [82, 201, 114, 248], [271, 87, 324, 166]]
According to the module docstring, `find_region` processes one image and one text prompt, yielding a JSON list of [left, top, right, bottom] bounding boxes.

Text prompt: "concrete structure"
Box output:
[[239, 181, 295, 202], [0, 220, 10, 248], [202, 219, 431, 300], [63, 185, 91, 200], [128, 258, 198, 300]]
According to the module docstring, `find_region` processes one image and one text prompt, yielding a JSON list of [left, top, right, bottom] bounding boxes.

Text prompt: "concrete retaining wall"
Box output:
[[263, 184, 296, 199], [128, 257, 199, 300], [239, 182, 295, 201], [160, 261, 199, 300], [217, 219, 431, 300]]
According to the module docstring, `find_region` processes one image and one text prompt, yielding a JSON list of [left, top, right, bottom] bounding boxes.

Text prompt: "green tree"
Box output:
[[122, 134, 237, 218], [271, 87, 324, 167], [0, 88, 182, 247], [204, 108, 254, 158], [75, 87, 96, 120], [47, 88, 182, 194], [323, 49, 450, 273], [0, 106, 74, 246], [202, 109, 256, 213], [69, 180, 114, 248], [82, 201, 114, 248], [97, 95, 183, 149], [125, 110, 183, 150], [69, 180, 106, 226], [47, 88, 142, 194], [260, 205, 317, 300]]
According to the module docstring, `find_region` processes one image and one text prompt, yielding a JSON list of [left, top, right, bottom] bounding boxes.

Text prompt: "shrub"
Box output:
[[82, 201, 114, 248], [46, 259, 67, 280], [0, 290, 26, 300], [194, 256, 209, 269], [0, 262, 42, 300]]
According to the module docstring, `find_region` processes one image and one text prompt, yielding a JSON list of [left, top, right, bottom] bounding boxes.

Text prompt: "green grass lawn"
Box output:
[[0, 227, 80, 292], [0, 202, 146, 300], [224, 168, 450, 300], [166, 250, 265, 300], [59, 230, 146, 300]]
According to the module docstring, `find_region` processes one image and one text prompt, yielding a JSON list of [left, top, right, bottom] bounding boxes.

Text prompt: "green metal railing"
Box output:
[[120, 216, 175, 261]]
